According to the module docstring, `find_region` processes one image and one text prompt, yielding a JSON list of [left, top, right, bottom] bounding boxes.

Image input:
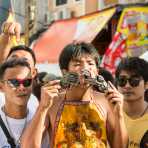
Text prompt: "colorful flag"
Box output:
[[100, 32, 127, 75], [117, 7, 148, 57], [101, 6, 148, 75]]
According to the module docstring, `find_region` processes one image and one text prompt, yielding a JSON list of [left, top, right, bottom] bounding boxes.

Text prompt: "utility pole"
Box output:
[[25, 0, 36, 46], [25, 0, 29, 46]]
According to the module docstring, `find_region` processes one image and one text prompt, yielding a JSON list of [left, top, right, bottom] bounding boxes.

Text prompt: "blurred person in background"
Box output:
[[0, 58, 34, 147], [115, 57, 148, 148]]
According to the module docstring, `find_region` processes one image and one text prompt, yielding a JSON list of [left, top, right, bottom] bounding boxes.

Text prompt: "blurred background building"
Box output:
[[0, 0, 147, 35], [0, 0, 147, 75]]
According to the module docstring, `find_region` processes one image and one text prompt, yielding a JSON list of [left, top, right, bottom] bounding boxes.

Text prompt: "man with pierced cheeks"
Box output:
[[21, 42, 128, 148]]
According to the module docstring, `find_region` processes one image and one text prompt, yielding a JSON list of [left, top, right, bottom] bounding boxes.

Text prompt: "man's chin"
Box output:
[[16, 95, 29, 103], [15, 101, 28, 107], [78, 83, 90, 89], [124, 96, 136, 102]]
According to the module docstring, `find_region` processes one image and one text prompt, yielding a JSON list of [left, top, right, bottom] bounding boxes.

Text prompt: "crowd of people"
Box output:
[[0, 21, 147, 148]]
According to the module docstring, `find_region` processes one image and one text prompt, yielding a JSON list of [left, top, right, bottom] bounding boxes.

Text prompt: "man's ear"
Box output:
[[145, 81, 148, 90], [0, 81, 4, 92], [32, 68, 38, 78]]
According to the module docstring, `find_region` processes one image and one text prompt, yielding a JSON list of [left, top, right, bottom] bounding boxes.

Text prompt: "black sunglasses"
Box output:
[[6, 78, 32, 88], [117, 75, 142, 87]]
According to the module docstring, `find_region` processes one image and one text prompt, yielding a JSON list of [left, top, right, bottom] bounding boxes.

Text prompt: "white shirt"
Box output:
[[0, 107, 33, 148], [0, 93, 49, 148]]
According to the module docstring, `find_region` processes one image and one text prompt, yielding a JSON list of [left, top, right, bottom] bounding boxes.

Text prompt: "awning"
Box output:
[[32, 7, 116, 63]]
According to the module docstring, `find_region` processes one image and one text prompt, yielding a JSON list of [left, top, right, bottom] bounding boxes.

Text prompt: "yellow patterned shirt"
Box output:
[[53, 101, 107, 148]]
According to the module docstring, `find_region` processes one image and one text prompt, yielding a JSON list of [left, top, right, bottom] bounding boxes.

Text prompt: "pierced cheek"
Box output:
[[90, 70, 98, 78]]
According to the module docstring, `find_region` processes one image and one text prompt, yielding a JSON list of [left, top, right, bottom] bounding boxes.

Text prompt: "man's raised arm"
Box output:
[[0, 21, 21, 63]]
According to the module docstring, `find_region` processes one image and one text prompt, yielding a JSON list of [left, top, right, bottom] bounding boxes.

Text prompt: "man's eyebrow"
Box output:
[[21, 57, 28, 61], [9, 54, 18, 57], [72, 59, 81, 62], [87, 59, 94, 62], [7, 54, 18, 60], [10, 55, 28, 60]]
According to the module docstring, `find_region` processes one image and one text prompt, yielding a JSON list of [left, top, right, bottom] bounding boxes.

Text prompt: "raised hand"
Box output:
[[1, 21, 21, 42], [40, 80, 61, 109], [105, 81, 124, 117]]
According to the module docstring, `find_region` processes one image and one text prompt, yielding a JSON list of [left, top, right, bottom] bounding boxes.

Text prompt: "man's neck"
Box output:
[[3, 103, 28, 119], [123, 97, 148, 118], [65, 86, 92, 101]]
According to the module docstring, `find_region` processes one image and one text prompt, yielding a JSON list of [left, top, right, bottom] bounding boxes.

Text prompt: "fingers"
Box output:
[[42, 80, 62, 99], [43, 85, 61, 93], [43, 80, 61, 88], [110, 97, 122, 105], [8, 22, 16, 34], [1, 22, 21, 42], [44, 89, 59, 100], [105, 90, 123, 105], [40, 83, 61, 109], [108, 81, 117, 91], [2, 22, 13, 34]]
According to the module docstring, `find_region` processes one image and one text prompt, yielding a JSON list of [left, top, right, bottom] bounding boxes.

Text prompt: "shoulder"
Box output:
[[27, 109, 36, 122], [27, 94, 39, 116], [0, 106, 5, 120], [93, 91, 109, 119], [0, 108, 10, 146], [0, 92, 5, 107], [93, 91, 110, 110], [93, 90, 115, 121]]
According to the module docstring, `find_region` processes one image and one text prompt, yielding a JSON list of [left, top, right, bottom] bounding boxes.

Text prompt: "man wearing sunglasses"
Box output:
[[115, 57, 148, 148], [0, 58, 34, 147], [0, 21, 39, 116], [0, 21, 49, 148]]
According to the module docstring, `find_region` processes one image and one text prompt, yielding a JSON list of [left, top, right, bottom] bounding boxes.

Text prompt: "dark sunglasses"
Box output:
[[117, 75, 142, 87], [5, 78, 32, 88]]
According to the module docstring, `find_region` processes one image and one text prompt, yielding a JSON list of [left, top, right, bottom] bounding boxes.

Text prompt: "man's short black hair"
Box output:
[[0, 58, 31, 80], [7, 45, 36, 65], [115, 57, 148, 82], [59, 42, 100, 70]]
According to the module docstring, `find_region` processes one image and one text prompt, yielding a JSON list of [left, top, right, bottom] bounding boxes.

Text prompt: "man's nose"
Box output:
[[124, 81, 131, 88], [81, 63, 91, 72], [17, 84, 26, 91]]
